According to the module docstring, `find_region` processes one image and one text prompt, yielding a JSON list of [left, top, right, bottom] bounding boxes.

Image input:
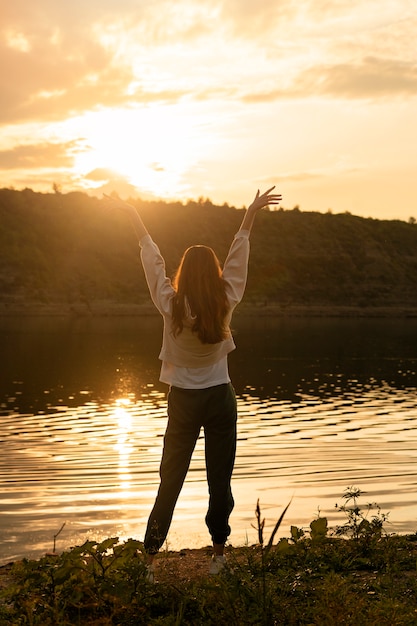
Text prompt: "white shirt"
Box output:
[[139, 229, 250, 389]]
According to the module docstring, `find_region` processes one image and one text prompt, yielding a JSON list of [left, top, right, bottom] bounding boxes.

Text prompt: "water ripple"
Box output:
[[1, 382, 417, 563]]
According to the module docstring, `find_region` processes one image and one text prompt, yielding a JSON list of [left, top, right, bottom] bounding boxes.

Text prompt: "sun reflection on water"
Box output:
[[113, 398, 134, 499], [2, 374, 417, 564]]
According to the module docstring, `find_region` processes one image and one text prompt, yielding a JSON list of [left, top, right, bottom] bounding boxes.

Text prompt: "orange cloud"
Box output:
[[0, 140, 82, 169], [0, 35, 136, 124], [1, 0, 415, 130], [310, 57, 417, 99], [240, 56, 417, 103]]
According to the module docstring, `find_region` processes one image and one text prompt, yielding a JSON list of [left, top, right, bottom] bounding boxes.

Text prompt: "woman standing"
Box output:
[[106, 187, 281, 577]]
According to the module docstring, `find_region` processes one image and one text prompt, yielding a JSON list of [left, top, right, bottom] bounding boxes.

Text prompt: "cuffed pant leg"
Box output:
[[144, 387, 201, 554], [204, 383, 237, 545]]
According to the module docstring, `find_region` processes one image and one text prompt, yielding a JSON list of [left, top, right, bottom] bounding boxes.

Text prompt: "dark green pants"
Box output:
[[144, 383, 237, 554]]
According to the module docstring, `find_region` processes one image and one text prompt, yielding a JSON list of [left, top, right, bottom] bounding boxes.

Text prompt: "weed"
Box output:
[[334, 486, 389, 541], [2, 488, 414, 626]]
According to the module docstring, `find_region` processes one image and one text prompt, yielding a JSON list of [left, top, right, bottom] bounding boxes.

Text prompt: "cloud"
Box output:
[[0, 34, 136, 124], [241, 56, 417, 102], [0, 1, 151, 124], [1, 0, 218, 125], [149, 162, 166, 172], [121, 0, 222, 46], [85, 168, 118, 182], [84, 169, 158, 200], [273, 171, 324, 182], [319, 57, 417, 98], [300, 56, 417, 99], [0, 140, 82, 169], [254, 172, 326, 191], [2, 0, 416, 129], [0, 41, 191, 125], [217, 0, 296, 37]]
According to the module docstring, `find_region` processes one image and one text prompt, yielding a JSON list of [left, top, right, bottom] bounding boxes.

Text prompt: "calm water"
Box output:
[[1, 315, 417, 565]]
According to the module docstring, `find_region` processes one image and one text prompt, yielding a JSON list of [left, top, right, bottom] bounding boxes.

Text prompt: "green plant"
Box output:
[[309, 515, 329, 542], [3, 491, 415, 626], [246, 498, 291, 624], [254, 497, 292, 556], [3, 537, 149, 624], [334, 486, 389, 541]]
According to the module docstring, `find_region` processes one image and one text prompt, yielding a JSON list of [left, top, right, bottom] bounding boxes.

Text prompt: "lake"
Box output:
[[1, 314, 417, 565]]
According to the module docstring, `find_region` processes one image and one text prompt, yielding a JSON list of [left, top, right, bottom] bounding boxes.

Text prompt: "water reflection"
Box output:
[[1, 315, 417, 564], [113, 399, 133, 499]]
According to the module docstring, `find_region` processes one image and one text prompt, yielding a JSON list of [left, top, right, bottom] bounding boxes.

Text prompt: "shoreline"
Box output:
[[3, 536, 417, 624], [3, 533, 417, 588], [1, 301, 417, 318]]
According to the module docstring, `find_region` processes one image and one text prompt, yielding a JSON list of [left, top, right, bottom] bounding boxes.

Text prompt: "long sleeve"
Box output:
[[139, 234, 174, 316], [139, 230, 250, 383], [222, 229, 250, 310]]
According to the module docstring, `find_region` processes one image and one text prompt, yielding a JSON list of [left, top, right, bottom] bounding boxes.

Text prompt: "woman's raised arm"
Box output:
[[103, 194, 149, 241], [239, 186, 282, 233]]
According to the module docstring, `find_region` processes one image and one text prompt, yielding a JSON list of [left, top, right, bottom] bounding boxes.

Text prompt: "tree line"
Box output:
[[1, 187, 417, 313]]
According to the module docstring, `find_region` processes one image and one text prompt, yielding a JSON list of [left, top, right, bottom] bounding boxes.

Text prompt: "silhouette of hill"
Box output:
[[1, 188, 417, 316]]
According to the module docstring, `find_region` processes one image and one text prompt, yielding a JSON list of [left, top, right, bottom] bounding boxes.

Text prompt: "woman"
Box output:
[[106, 187, 281, 577]]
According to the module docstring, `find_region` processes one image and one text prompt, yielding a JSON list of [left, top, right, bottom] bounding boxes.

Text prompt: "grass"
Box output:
[[2, 488, 417, 625]]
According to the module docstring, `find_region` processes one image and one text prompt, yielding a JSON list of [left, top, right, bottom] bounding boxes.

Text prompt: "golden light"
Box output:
[[113, 398, 134, 498], [70, 103, 214, 198], [5, 29, 31, 52]]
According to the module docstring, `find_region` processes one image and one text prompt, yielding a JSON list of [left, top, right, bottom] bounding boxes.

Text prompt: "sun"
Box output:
[[70, 103, 211, 198]]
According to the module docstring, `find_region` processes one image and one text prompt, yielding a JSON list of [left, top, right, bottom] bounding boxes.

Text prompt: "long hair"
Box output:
[[171, 245, 229, 344]]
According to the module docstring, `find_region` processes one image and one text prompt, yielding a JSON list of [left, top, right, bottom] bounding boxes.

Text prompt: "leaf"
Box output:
[[97, 537, 119, 553], [276, 537, 291, 554], [310, 517, 328, 541], [266, 499, 292, 552], [291, 525, 305, 543]]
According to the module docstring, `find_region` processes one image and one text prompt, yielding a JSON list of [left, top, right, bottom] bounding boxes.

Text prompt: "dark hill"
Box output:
[[1, 188, 416, 316]]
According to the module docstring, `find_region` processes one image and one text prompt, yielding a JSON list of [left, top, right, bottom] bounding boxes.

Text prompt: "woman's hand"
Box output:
[[103, 194, 149, 239], [248, 186, 282, 212], [103, 194, 137, 214], [239, 185, 282, 233]]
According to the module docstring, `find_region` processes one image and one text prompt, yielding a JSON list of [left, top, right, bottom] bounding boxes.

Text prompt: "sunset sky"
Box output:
[[1, 0, 417, 221]]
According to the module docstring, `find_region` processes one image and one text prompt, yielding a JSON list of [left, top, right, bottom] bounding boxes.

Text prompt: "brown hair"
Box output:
[[171, 245, 229, 344]]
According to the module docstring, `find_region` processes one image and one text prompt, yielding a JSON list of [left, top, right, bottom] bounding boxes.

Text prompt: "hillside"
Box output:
[[1, 188, 417, 316]]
